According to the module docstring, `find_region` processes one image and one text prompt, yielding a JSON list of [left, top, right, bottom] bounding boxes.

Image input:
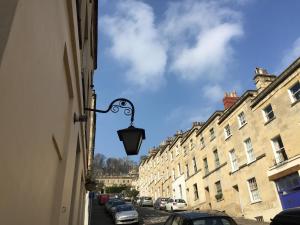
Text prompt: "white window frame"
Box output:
[[244, 138, 255, 163], [238, 111, 247, 127], [229, 149, 239, 172], [213, 149, 220, 167], [288, 81, 300, 103], [224, 124, 232, 139], [271, 135, 288, 164], [175, 145, 179, 156], [177, 163, 181, 176], [247, 177, 261, 202], [203, 158, 209, 174], [215, 181, 222, 195], [193, 183, 199, 200], [200, 134, 205, 148], [186, 163, 189, 178], [210, 128, 215, 141], [262, 104, 275, 122], [193, 157, 197, 173], [190, 139, 195, 150]]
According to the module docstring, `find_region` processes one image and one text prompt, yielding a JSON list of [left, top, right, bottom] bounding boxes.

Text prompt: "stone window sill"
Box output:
[[291, 98, 300, 107], [224, 134, 232, 141], [238, 122, 247, 130], [264, 116, 276, 126], [250, 200, 262, 205]]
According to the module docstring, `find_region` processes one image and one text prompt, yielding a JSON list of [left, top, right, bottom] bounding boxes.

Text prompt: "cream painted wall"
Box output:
[[0, 0, 97, 225]]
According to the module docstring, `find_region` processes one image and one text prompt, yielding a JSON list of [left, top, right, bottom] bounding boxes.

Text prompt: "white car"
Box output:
[[114, 204, 139, 224], [165, 198, 187, 212]]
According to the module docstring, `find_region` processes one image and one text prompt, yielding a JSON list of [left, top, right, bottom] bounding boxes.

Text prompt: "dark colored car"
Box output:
[[163, 211, 238, 225], [270, 207, 300, 225], [154, 197, 169, 210]]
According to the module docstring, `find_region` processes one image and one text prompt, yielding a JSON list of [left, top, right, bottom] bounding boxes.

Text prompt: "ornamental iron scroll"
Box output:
[[85, 98, 135, 125]]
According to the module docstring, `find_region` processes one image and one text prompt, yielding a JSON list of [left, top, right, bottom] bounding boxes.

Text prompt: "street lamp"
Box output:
[[84, 98, 145, 155]]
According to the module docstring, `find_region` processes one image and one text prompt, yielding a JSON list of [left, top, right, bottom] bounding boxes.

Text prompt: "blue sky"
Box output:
[[94, 0, 300, 161]]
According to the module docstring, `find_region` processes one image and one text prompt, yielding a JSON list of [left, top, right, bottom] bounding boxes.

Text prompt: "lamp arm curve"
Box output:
[[85, 98, 135, 125]]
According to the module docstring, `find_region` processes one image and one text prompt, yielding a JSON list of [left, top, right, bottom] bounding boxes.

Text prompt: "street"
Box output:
[[90, 200, 269, 225]]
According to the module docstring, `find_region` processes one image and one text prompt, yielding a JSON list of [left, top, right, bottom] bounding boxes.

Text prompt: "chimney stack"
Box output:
[[253, 67, 276, 93], [223, 91, 239, 110]]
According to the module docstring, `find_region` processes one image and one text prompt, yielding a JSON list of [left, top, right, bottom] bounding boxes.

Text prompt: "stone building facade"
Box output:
[[138, 57, 300, 222], [0, 1, 97, 225]]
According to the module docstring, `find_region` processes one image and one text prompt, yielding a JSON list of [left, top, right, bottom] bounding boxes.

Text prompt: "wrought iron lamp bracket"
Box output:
[[84, 98, 135, 125]]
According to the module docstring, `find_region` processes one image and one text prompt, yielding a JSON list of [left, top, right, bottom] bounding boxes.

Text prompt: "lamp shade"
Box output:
[[117, 125, 146, 155]]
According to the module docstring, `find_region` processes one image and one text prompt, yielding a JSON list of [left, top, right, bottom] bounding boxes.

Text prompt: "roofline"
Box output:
[[196, 111, 223, 137], [181, 127, 199, 145], [218, 90, 256, 124], [251, 57, 300, 108]]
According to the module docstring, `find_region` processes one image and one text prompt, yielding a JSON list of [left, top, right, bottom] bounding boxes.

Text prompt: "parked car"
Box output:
[[154, 197, 169, 210], [105, 199, 125, 213], [98, 194, 110, 205], [140, 196, 153, 207], [163, 211, 238, 225], [114, 204, 139, 225], [270, 207, 300, 225], [109, 200, 126, 215], [165, 198, 187, 212]]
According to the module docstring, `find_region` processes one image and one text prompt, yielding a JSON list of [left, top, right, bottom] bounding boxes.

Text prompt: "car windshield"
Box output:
[[116, 205, 135, 212], [168, 199, 174, 202], [193, 218, 236, 225], [175, 199, 186, 203], [145, 197, 152, 200]]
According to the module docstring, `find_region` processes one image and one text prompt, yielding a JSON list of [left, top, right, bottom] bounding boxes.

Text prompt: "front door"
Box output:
[[275, 172, 300, 209]]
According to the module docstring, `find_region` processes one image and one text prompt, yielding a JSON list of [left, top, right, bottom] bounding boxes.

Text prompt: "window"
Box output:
[[200, 134, 205, 148], [193, 183, 199, 200], [175, 145, 179, 155], [170, 151, 174, 161], [224, 124, 231, 139], [183, 146, 188, 155], [186, 164, 189, 178], [193, 157, 197, 173], [238, 111, 247, 127], [263, 104, 275, 122], [248, 177, 261, 202], [209, 128, 215, 141], [213, 149, 220, 167], [203, 158, 209, 175], [179, 184, 183, 199], [190, 139, 195, 150], [288, 81, 300, 102], [244, 138, 255, 163], [229, 149, 239, 171], [215, 181, 223, 201], [177, 163, 181, 175], [271, 136, 288, 164]]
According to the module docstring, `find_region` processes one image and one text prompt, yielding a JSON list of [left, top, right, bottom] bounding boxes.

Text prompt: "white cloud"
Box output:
[[162, 0, 243, 80], [101, 0, 167, 88], [202, 84, 225, 102], [282, 37, 300, 67], [101, 0, 244, 89]]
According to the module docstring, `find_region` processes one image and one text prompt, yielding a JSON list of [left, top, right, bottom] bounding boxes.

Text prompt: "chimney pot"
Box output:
[[223, 91, 239, 109]]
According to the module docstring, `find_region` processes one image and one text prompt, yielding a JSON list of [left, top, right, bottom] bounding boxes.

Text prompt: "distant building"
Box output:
[[98, 169, 139, 192], [138, 57, 300, 222]]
